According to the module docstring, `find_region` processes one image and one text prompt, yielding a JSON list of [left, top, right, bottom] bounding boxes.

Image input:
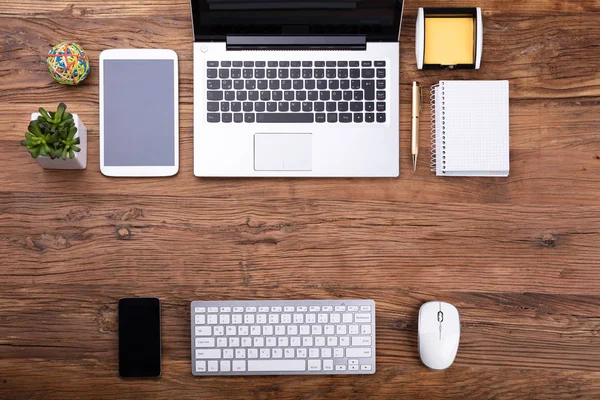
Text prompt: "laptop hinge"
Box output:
[[226, 36, 367, 51]]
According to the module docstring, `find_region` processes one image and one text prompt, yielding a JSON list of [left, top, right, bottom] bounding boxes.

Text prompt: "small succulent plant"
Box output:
[[20, 103, 80, 160]]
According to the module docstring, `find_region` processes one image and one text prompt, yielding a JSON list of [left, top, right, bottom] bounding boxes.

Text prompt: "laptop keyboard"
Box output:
[[205, 60, 387, 124]]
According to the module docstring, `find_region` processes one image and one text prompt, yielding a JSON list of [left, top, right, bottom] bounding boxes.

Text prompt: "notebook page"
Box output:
[[439, 80, 509, 176]]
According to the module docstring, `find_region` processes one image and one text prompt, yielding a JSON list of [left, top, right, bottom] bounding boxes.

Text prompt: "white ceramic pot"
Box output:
[[30, 112, 87, 169]]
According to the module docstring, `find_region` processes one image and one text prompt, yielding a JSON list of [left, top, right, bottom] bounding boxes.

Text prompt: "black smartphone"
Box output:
[[118, 297, 161, 378]]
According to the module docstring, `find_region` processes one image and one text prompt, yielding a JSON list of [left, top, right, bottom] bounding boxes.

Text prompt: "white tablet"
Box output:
[[99, 49, 178, 177]]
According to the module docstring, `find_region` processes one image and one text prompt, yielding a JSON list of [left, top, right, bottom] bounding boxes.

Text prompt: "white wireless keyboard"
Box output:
[[190, 300, 376, 375]]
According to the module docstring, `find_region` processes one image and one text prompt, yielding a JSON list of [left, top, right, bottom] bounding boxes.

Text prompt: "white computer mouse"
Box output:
[[418, 301, 460, 370]]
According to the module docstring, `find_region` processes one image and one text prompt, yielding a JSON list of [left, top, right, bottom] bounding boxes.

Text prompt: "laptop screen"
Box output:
[[191, 0, 404, 42]]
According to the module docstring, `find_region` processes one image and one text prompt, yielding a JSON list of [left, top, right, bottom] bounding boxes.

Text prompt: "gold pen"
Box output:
[[411, 82, 422, 173]]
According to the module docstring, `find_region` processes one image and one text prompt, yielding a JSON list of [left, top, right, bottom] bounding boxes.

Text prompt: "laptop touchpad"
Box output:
[[254, 134, 312, 171]]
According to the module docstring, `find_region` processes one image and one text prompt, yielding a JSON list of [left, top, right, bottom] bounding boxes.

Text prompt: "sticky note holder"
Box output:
[[416, 8, 483, 70]]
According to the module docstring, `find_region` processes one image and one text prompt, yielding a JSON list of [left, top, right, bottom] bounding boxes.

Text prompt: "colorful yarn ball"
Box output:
[[46, 42, 90, 85]]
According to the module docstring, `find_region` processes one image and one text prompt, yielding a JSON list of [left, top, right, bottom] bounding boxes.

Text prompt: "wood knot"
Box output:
[[110, 207, 143, 221], [117, 227, 131, 239], [540, 233, 557, 248], [96, 305, 117, 332], [595, 154, 600, 160]]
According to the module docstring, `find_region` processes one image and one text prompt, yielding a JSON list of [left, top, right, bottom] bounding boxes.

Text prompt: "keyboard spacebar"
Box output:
[[256, 113, 314, 123], [248, 360, 306, 372]]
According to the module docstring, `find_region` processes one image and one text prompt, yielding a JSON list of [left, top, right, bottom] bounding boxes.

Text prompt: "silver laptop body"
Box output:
[[191, 0, 404, 177]]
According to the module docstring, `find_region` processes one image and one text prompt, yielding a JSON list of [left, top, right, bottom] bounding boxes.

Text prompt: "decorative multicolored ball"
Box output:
[[46, 42, 90, 85]]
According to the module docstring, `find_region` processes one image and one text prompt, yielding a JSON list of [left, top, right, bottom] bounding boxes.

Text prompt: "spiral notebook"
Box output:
[[431, 80, 510, 176]]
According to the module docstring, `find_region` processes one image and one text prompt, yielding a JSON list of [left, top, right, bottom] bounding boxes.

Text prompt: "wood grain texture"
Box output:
[[0, 0, 599, 398]]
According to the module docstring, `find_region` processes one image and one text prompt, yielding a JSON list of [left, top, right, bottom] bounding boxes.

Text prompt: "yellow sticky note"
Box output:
[[424, 17, 475, 65]]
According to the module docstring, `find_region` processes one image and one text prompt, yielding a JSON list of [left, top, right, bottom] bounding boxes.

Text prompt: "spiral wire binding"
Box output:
[[430, 82, 446, 173]]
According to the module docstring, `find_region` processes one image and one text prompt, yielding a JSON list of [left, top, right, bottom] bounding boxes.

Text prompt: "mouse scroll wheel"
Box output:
[[437, 311, 444, 322]]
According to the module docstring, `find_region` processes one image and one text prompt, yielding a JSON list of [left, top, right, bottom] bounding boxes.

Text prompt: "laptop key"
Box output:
[[362, 69, 375, 78], [377, 91, 386, 101], [377, 113, 386, 123], [365, 102, 375, 112], [338, 69, 348, 78], [302, 102, 312, 112], [329, 80, 339, 90], [243, 102, 253, 112], [343, 91, 353, 101], [375, 60, 386, 67], [267, 102, 277, 112], [293, 80, 303, 90], [207, 69, 217, 79], [338, 61, 348, 67], [232, 61, 242, 67], [234, 80, 244, 90], [221, 102, 229, 112], [222, 80, 232, 90], [326, 102, 336, 112], [219, 69, 229, 79], [290, 102, 301, 112], [245, 80, 256, 90], [338, 102, 348, 112], [256, 113, 313, 123], [354, 91, 363, 101], [279, 61, 289, 67], [340, 80, 350, 90], [231, 102, 241, 112], [245, 113, 255, 123], [339, 113, 352, 123], [207, 91, 223, 101], [315, 61, 325, 67], [366, 113, 374, 123], [332, 91, 342, 101], [278, 69, 289, 79], [291, 61, 301, 67], [354, 113, 363, 123], [244, 61, 254, 67], [308, 91, 318, 101], [326, 61, 336, 67], [377, 80, 386, 89], [243, 69, 253, 79], [255, 102, 265, 112], [376, 69, 386, 78], [350, 69, 360, 78], [361, 61, 372, 67], [207, 113, 220, 123], [278, 102, 289, 112], [350, 102, 363, 112], [269, 80, 280, 90], [207, 102, 219, 112], [351, 80, 360, 89], [296, 91, 306, 101], [315, 113, 326, 123], [236, 91, 247, 101], [284, 91, 294, 101], [260, 91, 270, 101], [305, 80, 315, 90], [256, 61, 266, 67], [314, 102, 325, 112], [362, 80, 375, 100], [302, 61, 313, 67], [255, 69, 265, 79], [327, 113, 337, 123], [267, 69, 277, 79], [234, 113, 243, 122], [317, 80, 327, 90], [291, 69, 301, 79], [320, 91, 330, 101], [207, 61, 218, 67], [248, 91, 259, 101], [225, 91, 235, 101], [349, 61, 359, 67], [377, 102, 386, 112], [282, 80, 292, 90], [326, 69, 336, 79], [231, 69, 241, 78], [268, 61, 278, 67], [272, 91, 283, 101], [207, 80, 220, 90], [222, 113, 232, 123], [314, 69, 325, 79]]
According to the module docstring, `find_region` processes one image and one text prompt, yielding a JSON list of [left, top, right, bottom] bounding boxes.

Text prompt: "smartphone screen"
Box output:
[[118, 298, 161, 377]]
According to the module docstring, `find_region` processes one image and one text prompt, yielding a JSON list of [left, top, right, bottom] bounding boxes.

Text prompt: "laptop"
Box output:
[[191, 0, 404, 177]]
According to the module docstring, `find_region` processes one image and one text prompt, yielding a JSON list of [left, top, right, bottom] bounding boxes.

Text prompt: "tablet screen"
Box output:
[[103, 59, 175, 166]]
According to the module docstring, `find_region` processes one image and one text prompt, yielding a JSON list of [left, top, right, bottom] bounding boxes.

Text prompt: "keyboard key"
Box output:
[[291, 61, 301, 67], [339, 113, 352, 123], [248, 360, 305, 372], [343, 91, 353, 101], [375, 60, 386, 67], [377, 102, 386, 112], [260, 91, 271, 101], [290, 102, 301, 112], [326, 61, 336, 67], [256, 113, 314, 123], [340, 80, 350, 90], [268, 61, 278, 67], [243, 69, 253, 79], [278, 69, 289, 79], [320, 91, 330, 101], [362, 80, 375, 100], [376, 69, 386, 78], [291, 69, 301, 79], [284, 91, 294, 101], [231, 102, 241, 112], [377, 80, 385, 89], [350, 69, 360, 78], [207, 80, 220, 90], [352, 336, 372, 346], [281, 80, 292, 90], [315, 61, 325, 67], [196, 349, 220, 359], [244, 61, 254, 67], [315, 113, 326, 123], [279, 61, 289, 67], [327, 113, 337, 123], [195, 337, 215, 347], [317, 80, 327, 90], [351, 80, 360, 89], [254, 69, 265, 79], [208, 360, 219, 372], [233, 80, 244, 90], [354, 91, 363, 101], [255, 102, 265, 112], [377, 91, 386, 101], [207, 113, 220, 123], [272, 91, 283, 101], [234, 113, 243, 123], [207, 61, 218, 67], [362, 69, 375, 78], [219, 69, 229, 79], [365, 102, 374, 112], [326, 69, 336, 79], [308, 360, 321, 371], [302, 102, 312, 112], [293, 80, 303, 90], [225, 91, 235, 101], [269, 80, 280, 90], [267, 102, 277, 112], [314, 69, 325, 79], [332, 91, 342, 101], [236, 91, 247, 101], [326, 102, 336, 112], [232, 61, 242, 67], [207, 102, 219, 112], [329, 80, 339, 90], [267, 69, 277, 79], [338, 69, 348, 78], [350, 102, 363, 112], [349, 61, 359, 67], [361, 61, 372, 67], [353, 113, 363, 123], [233, 360, 246, 372], [255, 61, 266, 67], [305, 80, 316, 90], [377, 113, 386, 123], [338, 61, 348, 67], [338, 102, 348, 112], [248, 91, 259, 101], [220, 360, 231, 372], [222, 80, 232, 90], [207, 69, 217, 79], [243, 102, 253, 112], [196, 360, 206, 372], [231, 69, 241, 79], [302, 61, 312, 67], [245, 113, 255, 123], [346, 348, 372, 358], [314, 102, 325, 112], [365, 113, 374, 123]]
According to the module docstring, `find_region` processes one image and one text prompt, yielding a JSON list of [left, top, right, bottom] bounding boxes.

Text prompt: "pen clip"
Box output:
[[418, 84, 422, 113]]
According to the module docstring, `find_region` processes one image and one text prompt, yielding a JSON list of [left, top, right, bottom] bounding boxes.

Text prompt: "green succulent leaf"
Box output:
[[39, 108, 53, 123], [55, 103, 67, 122]]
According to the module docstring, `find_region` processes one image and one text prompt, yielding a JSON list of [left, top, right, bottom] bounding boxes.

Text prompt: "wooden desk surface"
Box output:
[[1, 0, 599, 398]]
